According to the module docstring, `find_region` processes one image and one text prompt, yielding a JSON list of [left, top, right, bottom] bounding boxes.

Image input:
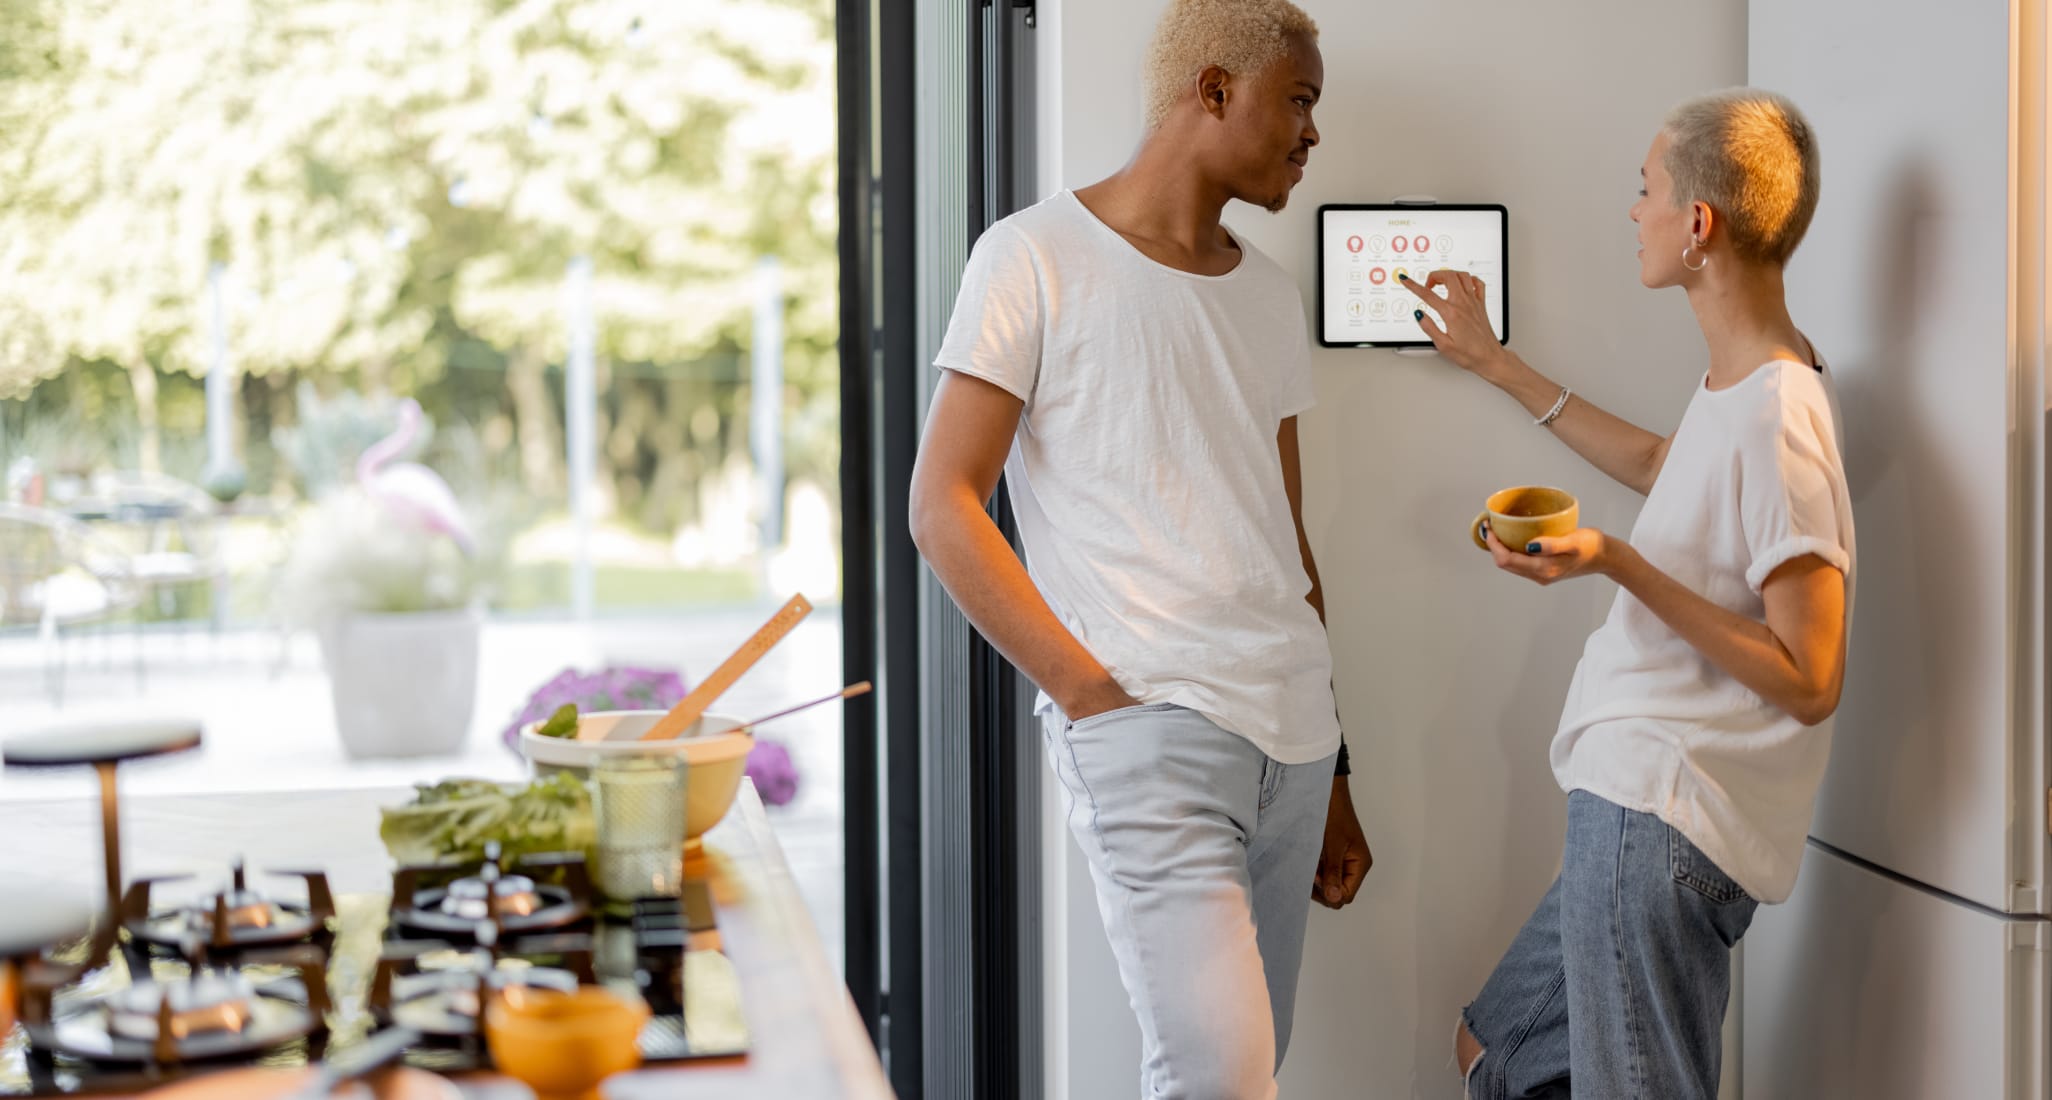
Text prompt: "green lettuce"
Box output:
[[378, 773, 595, 867], [535, 702, 580, 739]]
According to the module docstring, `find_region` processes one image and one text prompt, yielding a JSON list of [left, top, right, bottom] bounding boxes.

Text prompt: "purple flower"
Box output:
[[501, 666, 689, 752], [745, 739, 801, 807]]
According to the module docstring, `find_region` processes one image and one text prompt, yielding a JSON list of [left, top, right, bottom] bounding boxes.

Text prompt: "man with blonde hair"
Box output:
[[908, 0, 1370, 1095]]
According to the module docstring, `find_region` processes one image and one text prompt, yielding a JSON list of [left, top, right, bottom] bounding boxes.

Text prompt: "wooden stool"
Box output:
[[3, 718, 202, 944]]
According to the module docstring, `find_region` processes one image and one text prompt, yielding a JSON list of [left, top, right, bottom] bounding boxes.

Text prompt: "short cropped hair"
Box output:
[[1142, 0, 1319, 132], [1662, 88, 1821, 267]]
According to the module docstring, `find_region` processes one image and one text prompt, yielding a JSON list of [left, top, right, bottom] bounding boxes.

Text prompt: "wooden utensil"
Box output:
[[614, 594, 814, 743]]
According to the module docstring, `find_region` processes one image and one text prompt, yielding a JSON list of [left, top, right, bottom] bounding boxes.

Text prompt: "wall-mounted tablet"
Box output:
[[1317, 203, 1508, 349]]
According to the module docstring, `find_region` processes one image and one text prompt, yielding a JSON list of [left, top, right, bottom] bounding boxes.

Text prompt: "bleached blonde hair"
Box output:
[[1662, 88, 1820, 267], [1142, 0, 1319, 132]]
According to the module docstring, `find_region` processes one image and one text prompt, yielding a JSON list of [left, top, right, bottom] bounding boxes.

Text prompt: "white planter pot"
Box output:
[[318, 607, 481, 759]]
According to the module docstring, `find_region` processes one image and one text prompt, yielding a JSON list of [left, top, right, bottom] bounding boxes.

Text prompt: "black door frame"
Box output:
[[964, 3, 1037, 1098], [839, 0, 1037, 1095], [836, 0, 921, 1085]]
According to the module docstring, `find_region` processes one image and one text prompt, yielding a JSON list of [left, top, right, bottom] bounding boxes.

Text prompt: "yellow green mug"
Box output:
[[1471, 486, 1579, 552]]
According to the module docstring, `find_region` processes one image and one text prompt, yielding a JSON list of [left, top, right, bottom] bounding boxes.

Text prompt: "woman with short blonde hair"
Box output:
[[1408, 88, 1850, 1099]]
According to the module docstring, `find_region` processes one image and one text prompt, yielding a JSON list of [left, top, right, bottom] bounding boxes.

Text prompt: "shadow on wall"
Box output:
[[1823, 153, 1974, 867], [1748, 154, 1952, 1092]]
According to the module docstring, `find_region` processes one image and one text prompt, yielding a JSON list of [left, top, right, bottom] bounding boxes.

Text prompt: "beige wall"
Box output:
[[1034, 1, 1748, 1095]]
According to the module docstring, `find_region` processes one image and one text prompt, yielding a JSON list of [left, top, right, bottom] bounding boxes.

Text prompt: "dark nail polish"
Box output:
[[1526, 542, 1541, 554], [1413, 309, 1423, 320], [1397, 273, 1409, 282]]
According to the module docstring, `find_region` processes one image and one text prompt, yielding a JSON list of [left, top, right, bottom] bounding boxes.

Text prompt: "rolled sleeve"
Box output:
[[1740, 396, 1852, 595]]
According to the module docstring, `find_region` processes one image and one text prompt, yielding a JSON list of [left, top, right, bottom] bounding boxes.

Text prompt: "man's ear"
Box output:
[[1196, 65, 1230, 120]]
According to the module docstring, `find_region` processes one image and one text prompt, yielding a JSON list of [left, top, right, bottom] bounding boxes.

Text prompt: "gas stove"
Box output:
[[122, 861, 336, 957], [386, 848, 592, 943], [0, 846, 743, 1096], [32, 944, 330, 1068]]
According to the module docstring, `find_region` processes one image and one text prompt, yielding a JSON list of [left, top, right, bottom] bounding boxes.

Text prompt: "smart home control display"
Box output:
[[1318, 204, 1508, 348]]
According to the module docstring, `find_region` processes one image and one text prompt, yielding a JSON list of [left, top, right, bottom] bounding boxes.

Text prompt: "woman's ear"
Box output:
[[1692, 200, 1716, 245]]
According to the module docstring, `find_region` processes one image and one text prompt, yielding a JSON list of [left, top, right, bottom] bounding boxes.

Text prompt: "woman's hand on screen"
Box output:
[[1400, 269, 1502, 377]]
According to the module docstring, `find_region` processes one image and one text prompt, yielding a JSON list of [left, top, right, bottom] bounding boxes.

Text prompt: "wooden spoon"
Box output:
[[597, 594, 813, 743]]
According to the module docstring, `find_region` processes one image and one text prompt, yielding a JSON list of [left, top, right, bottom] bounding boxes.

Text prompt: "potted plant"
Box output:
[[276, 399, 488, 759], [277, 487, 485, 758]]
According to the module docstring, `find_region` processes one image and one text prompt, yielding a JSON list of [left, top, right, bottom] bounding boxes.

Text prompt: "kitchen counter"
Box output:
[[0, 780, 891, 1099]]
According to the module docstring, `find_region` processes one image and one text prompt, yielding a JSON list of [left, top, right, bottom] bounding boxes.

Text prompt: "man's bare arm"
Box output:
[[909, 371, 1138, 720], [1280, 416, 1372, 909]]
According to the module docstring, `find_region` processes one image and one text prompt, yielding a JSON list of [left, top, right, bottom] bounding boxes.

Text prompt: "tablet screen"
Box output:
[[1317, 205, 1508, 348]]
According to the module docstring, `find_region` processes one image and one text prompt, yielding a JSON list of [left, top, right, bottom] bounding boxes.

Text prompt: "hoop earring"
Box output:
[[1682, 242, 1709, 272]]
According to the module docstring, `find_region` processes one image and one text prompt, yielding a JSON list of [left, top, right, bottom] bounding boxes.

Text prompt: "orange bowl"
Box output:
[[484, 986, 648, 1100]]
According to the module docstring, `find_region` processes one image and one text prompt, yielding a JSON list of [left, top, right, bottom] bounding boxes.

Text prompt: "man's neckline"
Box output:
[[1062, 190, 1246, 281]]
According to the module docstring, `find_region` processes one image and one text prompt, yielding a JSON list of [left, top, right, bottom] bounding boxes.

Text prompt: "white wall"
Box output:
[[1035, 1, 1747, 1096]]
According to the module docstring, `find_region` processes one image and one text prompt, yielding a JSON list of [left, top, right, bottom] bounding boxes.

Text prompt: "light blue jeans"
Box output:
[[1044, 703, 1336, 1100], [1462, 791, 1759, 1099]]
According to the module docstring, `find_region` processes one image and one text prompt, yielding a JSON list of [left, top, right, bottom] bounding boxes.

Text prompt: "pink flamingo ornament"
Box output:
[[356, 398, 475, 554]]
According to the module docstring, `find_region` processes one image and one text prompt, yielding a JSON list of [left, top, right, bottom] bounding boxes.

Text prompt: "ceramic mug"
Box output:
[[1471, 486, 1579, 552]]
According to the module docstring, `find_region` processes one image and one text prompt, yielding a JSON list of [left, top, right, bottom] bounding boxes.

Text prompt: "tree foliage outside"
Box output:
[[0, 0, 838, 597]]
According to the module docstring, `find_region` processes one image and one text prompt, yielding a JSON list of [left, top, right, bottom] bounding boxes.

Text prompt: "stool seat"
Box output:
[[0, 878, 91, 958], [3, 717, 202, 769]]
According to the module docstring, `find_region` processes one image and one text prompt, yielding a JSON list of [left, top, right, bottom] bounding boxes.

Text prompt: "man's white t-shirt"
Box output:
[[1552, 358, 1855, 903], [933, 190, 1341, 765]]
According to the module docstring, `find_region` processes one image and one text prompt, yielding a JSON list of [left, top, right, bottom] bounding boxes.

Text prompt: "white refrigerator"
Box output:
[[1741, 1, 2052, 1096]]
